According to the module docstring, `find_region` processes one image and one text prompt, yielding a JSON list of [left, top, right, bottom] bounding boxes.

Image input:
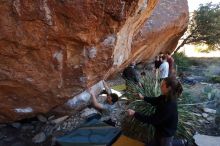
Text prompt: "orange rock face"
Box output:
[[131, 0, 189, 62], [0, 0, 188, 123]]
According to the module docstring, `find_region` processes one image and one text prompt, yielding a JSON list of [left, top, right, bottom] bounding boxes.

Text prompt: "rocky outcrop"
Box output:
[[0, 0, 188, 123], [193, 134, 220, 146], [130, 0, 189, 64]]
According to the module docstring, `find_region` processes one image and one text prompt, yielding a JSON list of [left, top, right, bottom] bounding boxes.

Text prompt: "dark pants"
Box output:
[[86, 113, 102, 122], [147, 136, 173, 146], [86, 113, 116, 127]]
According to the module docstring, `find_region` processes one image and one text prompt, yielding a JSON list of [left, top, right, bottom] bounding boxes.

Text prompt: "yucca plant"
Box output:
[[121, 72, 200, 145], [176, 106, 199, 145], [121, 72, 160, 143]]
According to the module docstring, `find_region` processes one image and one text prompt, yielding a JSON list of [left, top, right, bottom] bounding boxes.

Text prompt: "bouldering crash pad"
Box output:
[[56, 119, 121, 146]]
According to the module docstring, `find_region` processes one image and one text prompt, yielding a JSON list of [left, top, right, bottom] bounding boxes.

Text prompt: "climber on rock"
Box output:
[[86, 81, 119, 126]]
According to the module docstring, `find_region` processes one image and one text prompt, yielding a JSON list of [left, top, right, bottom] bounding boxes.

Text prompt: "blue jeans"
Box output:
[[86, 113, 116, 126]]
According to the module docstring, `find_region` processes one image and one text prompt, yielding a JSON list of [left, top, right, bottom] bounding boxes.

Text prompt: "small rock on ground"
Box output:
[[194, 133, 220, 146], [37, 115, 47, 123], [32, 132, 46, 143], [11, 122, 21, 129], [51, 116, 69, 124]]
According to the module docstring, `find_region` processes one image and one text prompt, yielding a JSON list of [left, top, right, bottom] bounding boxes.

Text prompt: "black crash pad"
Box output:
[[56, 119, 121, 146]]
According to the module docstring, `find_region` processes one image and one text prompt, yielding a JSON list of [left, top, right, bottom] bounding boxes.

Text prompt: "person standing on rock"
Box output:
[[87, 81, 119, 126], [154, 55, 162, 80], [159, 55, 169, 81], [122, 61, 142, 91], [122, 61, 140, 84], [166, 53, 175, 76], [127, 76, 183, 146], [154, 55, 162, 71]]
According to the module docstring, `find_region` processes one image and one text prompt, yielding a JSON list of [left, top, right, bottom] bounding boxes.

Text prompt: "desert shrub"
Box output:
[[173, 52, 191, 72], [211, 76, 220, 83]]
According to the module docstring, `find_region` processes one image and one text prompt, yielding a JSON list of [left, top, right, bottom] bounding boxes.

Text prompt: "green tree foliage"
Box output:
[[175, 3, 220, 53]]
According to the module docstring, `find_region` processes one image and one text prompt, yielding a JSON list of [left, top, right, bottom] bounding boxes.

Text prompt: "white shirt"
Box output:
[[159, 61, 169, 79]]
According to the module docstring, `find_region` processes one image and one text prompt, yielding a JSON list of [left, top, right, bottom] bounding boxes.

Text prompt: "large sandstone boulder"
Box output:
[[0, 0, 188, 123], [132, 0, 189, 62]]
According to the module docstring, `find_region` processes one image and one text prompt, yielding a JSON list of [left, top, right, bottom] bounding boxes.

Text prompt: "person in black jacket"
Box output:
[[122, 61, 139, 84], [154, 55, 162, 70], [127, 76, 183, 146]]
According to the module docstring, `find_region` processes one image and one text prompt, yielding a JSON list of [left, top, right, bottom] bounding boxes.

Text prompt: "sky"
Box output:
[[188, 0, 220, 12], [182, 45, 220, 57]]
